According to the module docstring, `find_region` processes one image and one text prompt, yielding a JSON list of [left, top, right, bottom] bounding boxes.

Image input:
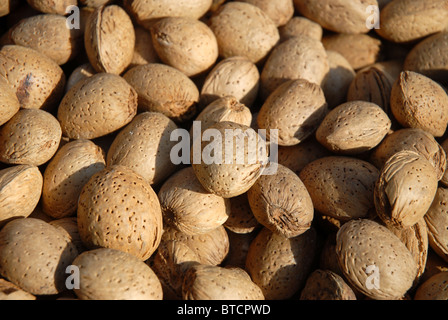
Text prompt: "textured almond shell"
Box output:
[[247, 163, 314, 238], [191, 121, 267, 198], [315, 101, 391, 154], [0, 109, 61, 166], [182, 264, 264, 300], [260, 35, 329, 99], [390, 71, 448, 137], [240, 0, 294, 26], [0, 45, 65, 110], [84, 5, 135, 75], [123, 63, 199, 123], [376, 0, 448, 43], [224, 194, 259, 234], [0, 278, 36, 300], [299, 156, 379, 221], [42, 139, 106, 219], [374, 150, 438, 228], [27, 0, 77, 15], [161, 225, 229, 266], [322, 34, 382, 70], [0, 165, 43, 227], [158, 166, 231, 235], [49, 217, 86, 254], [245, 227, 317, 300], [370, 128, 447, 181], [200, 56, 260, 108], [208, 1, 280, 64], [336, 219, 418, 300], [0, 218, 78, 295], [300, 269, 357, 300], [293, 0, 378, 34], [414, 271, 448, 300], [129, 26, 159, 69], [106, 112, 178, 186], [57, 73, 138, 140], [279, 16, 323, 41], [65, 63, 96, 93], [257, 79, 328, 146], [425, 187, 448, 263], [403, 32, 448, 84], [223, 230, 258, 269], [150, 17, 218, 77], [321, 50, 356, 109], [73, 248, 163, 300], [77, 165, 163, 261], [124, 0, 212, 29], [10, 13, 83, 65], [0, 77, 19, 126]]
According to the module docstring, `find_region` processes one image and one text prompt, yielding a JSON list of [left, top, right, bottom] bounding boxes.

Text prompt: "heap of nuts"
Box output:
[[0, 0, 448, 301]]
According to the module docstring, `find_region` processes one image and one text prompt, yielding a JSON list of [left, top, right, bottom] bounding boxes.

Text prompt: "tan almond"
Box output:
[[49, 217, 86, 255], [414, 271, 448, 300], [129, 26, 159, 69], [279, 16, 323, 41], [26, 0, 77, 15], [224, 194, 259, 234], [239, 0, 294, 27], [425, 187, 448, 263], [0, 76, 19, 126], [0, 278, 36, 300], [300, 269, 357, 300]]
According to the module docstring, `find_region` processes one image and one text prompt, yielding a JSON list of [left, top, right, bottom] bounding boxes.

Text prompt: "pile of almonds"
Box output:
[[0, 0, 448, 301]]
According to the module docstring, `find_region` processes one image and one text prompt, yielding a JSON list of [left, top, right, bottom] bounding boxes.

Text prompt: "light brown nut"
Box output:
[[50, 217, 86, 254], [182, 264, 264, 300], [123, 63, 198, 123], [106, 112, 178, 186], [293, 0, 378, 34], [77, 165, 163, 261], [0, 218, 78, 295], [277, 137, 331, 176], [336, 219, 418, 300], [403, 31, 448, 84], [158, 166, 231, 235], [414, 271, 448, 300], [374, 150, 438, 228], [370, 128, 447, 181], [425, 187, 448, 263], [161, 224, 229, 266], [299, 156, 379, 221], [57, 73, 138, 140], [42, 139, 106, 219], [0, 109, 61, 166], [10, 13, 83, 65], [322, 33, 382, 70], [245, 227, 317, 300], [150, 17, 218, 77], [279, 16, 323, 41], [0, 0, 19, 17], [376, 0, 448, 43], [390, 71, 448, 137], [200, 56, 260, 108], [129, 26, 159, 69], [247, 163, 314, 238], [0, 76, 19, 127], [440, 138, 448, 187], [315, 101, 391, 155], [257, 79, 328, 146], [260, 35, 329, 99], [222, 230, 258, 269], [208, 1, 280, 64], [0, 164, 42, 227], [224, 194, 259, 234], [193, 96, 252, 135], [84, 5, 135, 75], [321, 50, 356, 109], [124, 0, 212, 29], [386, 218, 429, 285], [300, 269, 357, 300], [26, 0, 77, 15], [239, 0, 294, 27], [73, 248, 163, 300], [0, 278, 36, 300], [420, 250, 448, 284], [150, 240, 201, 300], [0, 45, 65, 110], [80, 0, 112, 8], [191, 121, 268, 198], [65, 63, 96, 93], [347, 60, 403, 115]]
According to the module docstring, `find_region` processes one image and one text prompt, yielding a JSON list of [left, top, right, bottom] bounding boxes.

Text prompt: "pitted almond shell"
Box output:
[[279, 16, 323, 41], [425, 187, 448, 263], [336, 219, 418, 300], [300, 269, 357, 300], [224, 193, 259, 234], [27, 0, 77, 15], [374, 150, 438, 228], [240, 0, 294, 27], [414, 271, 448, 300]]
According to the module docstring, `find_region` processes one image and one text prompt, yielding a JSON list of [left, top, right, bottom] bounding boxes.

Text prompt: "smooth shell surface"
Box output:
[[336, 219, 418, 300], [73, 248, 163, 300]]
